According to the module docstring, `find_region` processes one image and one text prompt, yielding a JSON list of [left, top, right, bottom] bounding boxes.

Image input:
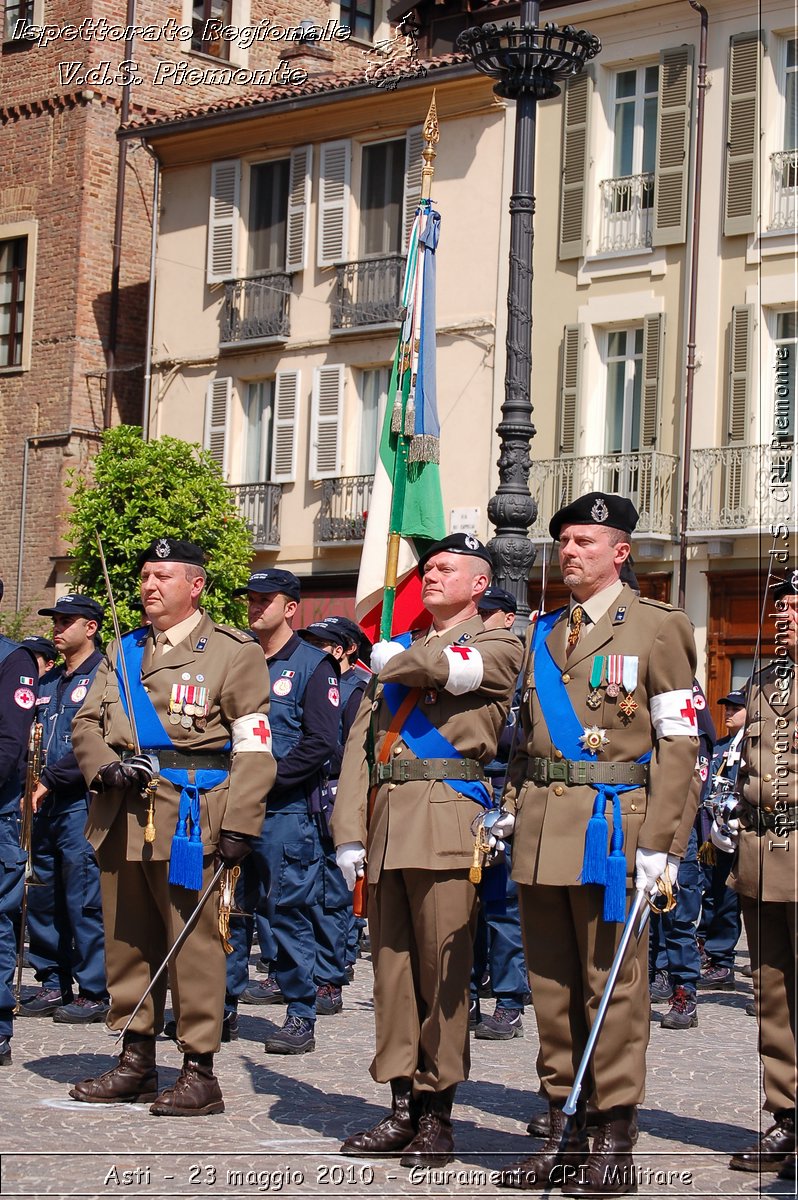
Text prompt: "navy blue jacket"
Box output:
[[35, 649, 104, 807], [0, 636, 39, 816], [266, 633, 340, 799]]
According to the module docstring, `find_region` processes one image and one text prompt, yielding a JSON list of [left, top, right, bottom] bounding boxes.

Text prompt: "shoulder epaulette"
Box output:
[[213, 623, 255, 643], [638, 597, 674, 611]]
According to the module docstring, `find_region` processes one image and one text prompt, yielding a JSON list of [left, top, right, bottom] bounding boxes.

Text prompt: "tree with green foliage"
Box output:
[[67, 425, 252, 632]]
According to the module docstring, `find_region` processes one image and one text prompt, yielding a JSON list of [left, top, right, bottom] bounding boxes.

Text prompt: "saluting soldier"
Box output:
[[718, 570, 797, 1181], [331, 533, 523, 1168], [69, 538, 275, 1117], [499, 494, 699, 1196]]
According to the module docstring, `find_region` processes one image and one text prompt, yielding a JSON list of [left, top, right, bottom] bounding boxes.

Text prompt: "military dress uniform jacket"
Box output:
[[72, 612, 276, 859], [506, 586, 699, 885], [331, 617, 523, 879], [730, 659, 797, 903]]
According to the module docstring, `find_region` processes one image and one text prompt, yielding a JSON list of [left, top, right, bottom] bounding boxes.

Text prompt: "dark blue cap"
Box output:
[[719, 689, 746, 708], [298, 621, 349, 650], [234, 569, 301, 601], [22, 636, 57, 660], [38, 594, 104, 624], [550, 492, 639, 540], [418, 533, 493, 575], [478, 586, 518, 615], [316, 615, 363, 651]]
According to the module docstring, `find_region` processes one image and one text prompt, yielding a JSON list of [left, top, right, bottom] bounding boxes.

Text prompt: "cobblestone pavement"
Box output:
[[1, 941, 793, 1200]]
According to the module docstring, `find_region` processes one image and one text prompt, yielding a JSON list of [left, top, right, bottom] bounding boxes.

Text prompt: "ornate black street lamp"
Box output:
[[458, 3, 599, 625]]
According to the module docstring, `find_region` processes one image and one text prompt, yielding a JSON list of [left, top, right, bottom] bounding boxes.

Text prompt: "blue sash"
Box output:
[[116, 631, 229, 890], [381, 632, 492, 811], [532, 610, 650, 923]]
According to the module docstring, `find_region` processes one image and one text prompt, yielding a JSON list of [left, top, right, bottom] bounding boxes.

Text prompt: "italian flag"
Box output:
[[355, 200, 446, 642]]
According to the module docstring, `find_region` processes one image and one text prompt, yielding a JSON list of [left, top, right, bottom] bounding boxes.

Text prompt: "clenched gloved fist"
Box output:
[[95, 759, 153, 793], [710, 817, 740, 854], [216, 830, 252, 869], [336, 841, 367, 891], [370, 640, 406, 674], [487, 811, 516, 852], [634, 848, 671, 895]]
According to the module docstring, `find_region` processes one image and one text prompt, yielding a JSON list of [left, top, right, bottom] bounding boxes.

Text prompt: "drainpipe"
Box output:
[[677, 0, 708, 610], [16, 430, 104, 609], [140, 141, 161, 443], [103, 0, 137, 429]]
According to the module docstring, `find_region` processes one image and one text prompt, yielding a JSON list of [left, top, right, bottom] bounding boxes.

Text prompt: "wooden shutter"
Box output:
[[317, 140, 350, 267], [653, 45, 694, 246], [727, 305, 753, 442], [285, 145, 312, 272], [559, 71, 592, 260], [204, 378, 231, 475], [724, 32, 760, 237], [310, 364, 344, 480], [207, 161, 240, 283], [641, 314, 665, 446], [403, 125, 424, 250], [270, 370, 300, 483], [558, 324, 582, 454]]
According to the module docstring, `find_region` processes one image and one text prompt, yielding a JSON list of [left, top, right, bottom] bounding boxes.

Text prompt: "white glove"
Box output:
[[370, 639, 406, 673], [710, 817, 740, 854], [634, 848, 669, 895], [336, 841, 367, 891], [488, 811, 515, 850]]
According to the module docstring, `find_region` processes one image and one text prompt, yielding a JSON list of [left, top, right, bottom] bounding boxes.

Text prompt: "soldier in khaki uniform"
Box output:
[[69, 538, 275, 1117], [331, 533, 522, 1168], [500, 494, 699, 1197], [718, 572, 797, 1179]]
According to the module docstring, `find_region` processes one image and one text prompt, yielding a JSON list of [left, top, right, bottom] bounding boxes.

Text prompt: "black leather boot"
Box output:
[[563, 1106, 637, 1197], [399, 1086, 456, 1169], [69, 1033, 158, 1104], [499, 1103, 589, 1190], [729, 1111, 796, 1173], [340, 1078, 418, 1156], [150, 1052, 225, 1116]]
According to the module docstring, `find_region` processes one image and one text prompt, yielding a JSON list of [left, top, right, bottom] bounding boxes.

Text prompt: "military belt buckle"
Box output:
[[548, 760, 568, 783], [376, 762, 393, 783], [568, 761, 588, 785]]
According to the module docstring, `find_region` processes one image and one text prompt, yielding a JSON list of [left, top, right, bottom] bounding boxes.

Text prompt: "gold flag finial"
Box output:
[[421, 91, 439, 200]]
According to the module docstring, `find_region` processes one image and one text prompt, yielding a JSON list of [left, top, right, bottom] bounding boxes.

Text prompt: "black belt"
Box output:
[[738, 799, 798, 835], [124, 749, 230, 773], [371, 757, 486, 785], [530, 757, 648, 787]]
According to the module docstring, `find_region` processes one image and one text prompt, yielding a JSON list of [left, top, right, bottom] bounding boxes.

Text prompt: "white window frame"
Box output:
[[0, 219, 36, 374], [180, 0, 251, 66], [592, 59, 659, 257], [239, 379, 274, 484], [354, 365, 389, 475], [601, 325, 645, 458], [761, 307, 796, 447]]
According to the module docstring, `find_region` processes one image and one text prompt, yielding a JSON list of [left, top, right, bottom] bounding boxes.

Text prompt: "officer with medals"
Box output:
[[716, 570, 797, 1180], [223, 570, 342, 1053], [18, 595, 109, 1023], [0, 578, 40, 1066], [331, 533, 523, 1167], [69, 538, 275, 1116], [499, 493, 699, 1196]]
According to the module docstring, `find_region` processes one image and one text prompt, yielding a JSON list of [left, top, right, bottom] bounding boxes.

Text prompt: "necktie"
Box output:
[[155, 631, 170, 656], [567, 605, 584, 656]]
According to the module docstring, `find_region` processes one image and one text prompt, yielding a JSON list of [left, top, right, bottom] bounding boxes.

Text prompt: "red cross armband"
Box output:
[[232, 712, 273, 753], [442, 643, 485, 695], [649, 690, 699, 739]]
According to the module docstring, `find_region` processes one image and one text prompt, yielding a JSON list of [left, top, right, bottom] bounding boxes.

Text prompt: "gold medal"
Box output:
[[169, 713, 181, 725], [619, 694, 638, 722]]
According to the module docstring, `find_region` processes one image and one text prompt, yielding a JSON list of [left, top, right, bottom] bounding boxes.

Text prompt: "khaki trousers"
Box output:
[[519, 883, 649, 1109], [368, 868, 478, 1092], [97, 815, 225, 1054], [741, 895, 797, 1115]]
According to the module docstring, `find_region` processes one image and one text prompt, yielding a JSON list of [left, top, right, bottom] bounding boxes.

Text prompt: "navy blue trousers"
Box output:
[[0, 813, 25, 1040], [650, 827, 702, 992], [697, 848, 741, 969]]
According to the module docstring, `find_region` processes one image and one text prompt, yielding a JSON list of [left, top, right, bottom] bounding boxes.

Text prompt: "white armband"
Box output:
[[443, 644, 484, 695], [649, 690, 699, 738], [232, 712, 272, 753]]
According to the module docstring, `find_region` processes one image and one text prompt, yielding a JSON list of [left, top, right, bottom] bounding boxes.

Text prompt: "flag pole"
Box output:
[[381, 93, 440, 640]]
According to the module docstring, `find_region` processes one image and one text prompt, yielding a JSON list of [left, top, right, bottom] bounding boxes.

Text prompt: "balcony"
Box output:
[[528, 451, 678, 538], [687, 443, 794, 534], [315, 475, 374, 544], [598, 173, 654, 253], [226, 481, 282, 549], [331, 255, 405, 331], [769, 150, 797, 231], [220, 274, 290, 346]]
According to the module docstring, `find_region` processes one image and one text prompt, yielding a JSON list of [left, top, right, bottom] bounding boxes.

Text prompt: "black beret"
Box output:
[[22, 636, 58, 660], [233, 569, 301, 601], [298, 621, 349, 650], [417, 533, 493, 575], [478, 586, 518, 614], [549, 493, 639, 540], [38, 594, 104, 624], [772, 568, 798, 602], [137, 538, 207, 572]]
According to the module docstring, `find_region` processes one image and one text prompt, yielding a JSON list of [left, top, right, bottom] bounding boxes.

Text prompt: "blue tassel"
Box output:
[[581, 791, 609, 885], [168, 786, 204, 891], [602, 792, 627, 923]]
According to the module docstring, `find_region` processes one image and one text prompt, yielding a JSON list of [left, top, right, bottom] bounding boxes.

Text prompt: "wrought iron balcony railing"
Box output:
[[332, 255, 405, 330], [226, 481, 282, 548], [221, 274, 290, 344], [687, 442, 794, 533], [316, 474, 374, 543], [599, 173, 655, 253], [769, 150, 797, 231], [528, 451, 678, 537]]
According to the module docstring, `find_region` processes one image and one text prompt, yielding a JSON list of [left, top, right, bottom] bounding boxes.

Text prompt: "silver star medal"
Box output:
[[579, 725, 609, 756]]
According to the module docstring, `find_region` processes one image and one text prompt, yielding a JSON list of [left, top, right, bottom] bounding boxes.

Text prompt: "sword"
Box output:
[[563, 889, 650, 1117], [113, 862, 225, 1047]]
